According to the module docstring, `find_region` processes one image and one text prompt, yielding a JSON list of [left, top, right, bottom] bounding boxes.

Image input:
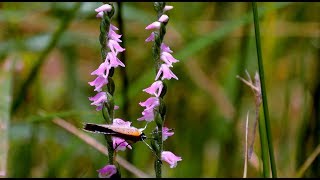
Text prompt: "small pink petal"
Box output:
[[95, 4, 112, 13], [108, 28, 122, 42], [160, 51, 179, 67], [143, 81, 163, 97], [90, 61, 110, 79], [97, 164, 117, 178], [155, 64, 178, 81], [161, 151, 182, 168], [96, 105, 103, 111], [139, 97, 160, 109], [162, 126, 174, 141], [88, 92, 107, 111], [88, 76, 108, 92], [158, 15, 169, 23], [112, 118, 131, 127], [145, 21, 161, 30], [110, 24, 119, 31], [145, 32, 155, 42], [161, 43, 173, 53], [96, 11, 104, 18], [137, 108, 155, 122], [163, 5, 173, 12], [108, 40, 125, 55], [113, 137, 132, 151], [107, 52, 125, 68]]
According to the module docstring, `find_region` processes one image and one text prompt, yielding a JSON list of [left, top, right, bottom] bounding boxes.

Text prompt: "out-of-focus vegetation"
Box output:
[[0, 2, 319, 178]]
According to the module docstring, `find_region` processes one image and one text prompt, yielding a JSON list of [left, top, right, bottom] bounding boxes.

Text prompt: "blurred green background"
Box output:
[[0, 2, 319, 178]]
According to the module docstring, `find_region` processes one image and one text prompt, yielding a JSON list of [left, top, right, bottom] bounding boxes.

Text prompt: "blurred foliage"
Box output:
[[0, 2, 319, 178]]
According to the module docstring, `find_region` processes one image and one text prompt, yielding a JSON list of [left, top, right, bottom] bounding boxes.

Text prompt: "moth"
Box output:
[[83, 122, 161, 160]]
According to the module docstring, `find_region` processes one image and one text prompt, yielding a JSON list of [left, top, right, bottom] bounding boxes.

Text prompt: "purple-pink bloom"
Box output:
[[89, 91, 107, 111], [108, 39, 125, 55], [160, 51, 179, 67], [137, 108, 155, 122], [95, 4, 112, 13], [113, 137, 132, 151], [97, 164, 117, 178], [139, 97, 160, 110], [108, 28, 122, 42], [161, 151, 182, 168], [107, 52, 125, 68], [89, 76, 108, 92], [91, 61, 110, 79], [162, 126, 174, 141], [155, 63, 178, 81], [112, 118, 131, 127], [145, 21, 161, 30], [96, 11, 104, 18], [163, 5, 174, 12], [161, 43, 173, 53], [110, 24, 119, 31], [158, 15, 169, 23], [90, 5, 126, 116], [145, 32, 155, 42], [143, 81, 163, 97]]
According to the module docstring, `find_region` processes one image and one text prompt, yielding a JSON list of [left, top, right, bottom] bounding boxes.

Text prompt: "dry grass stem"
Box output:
[[52, 118, 151, 178], [237, 70, 262, 159]]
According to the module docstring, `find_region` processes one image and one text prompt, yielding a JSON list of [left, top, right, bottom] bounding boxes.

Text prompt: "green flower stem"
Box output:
[[11, 2, 82, 114], [258, 108, 270, 177], [98, 3, 118, 174], [151, 2, 166, 178], [154, 112, 164, 178], [252, 2, 277, 178]]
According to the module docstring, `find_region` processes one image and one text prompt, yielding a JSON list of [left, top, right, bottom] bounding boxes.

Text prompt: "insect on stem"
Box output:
[[83, 122, 162, 161]]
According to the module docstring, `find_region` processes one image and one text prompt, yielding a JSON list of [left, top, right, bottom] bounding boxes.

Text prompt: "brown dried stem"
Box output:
[[52, 118, 151, 178]]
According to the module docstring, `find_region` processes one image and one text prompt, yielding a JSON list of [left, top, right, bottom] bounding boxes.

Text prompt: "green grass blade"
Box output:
[[252, 2, 277, 177]]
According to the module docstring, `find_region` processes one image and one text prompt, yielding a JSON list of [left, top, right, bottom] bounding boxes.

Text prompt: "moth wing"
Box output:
[[83, 123, 118, 135]]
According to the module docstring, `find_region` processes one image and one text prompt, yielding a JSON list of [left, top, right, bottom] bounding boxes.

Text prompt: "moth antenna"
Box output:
[[139, 122, 150, 132]]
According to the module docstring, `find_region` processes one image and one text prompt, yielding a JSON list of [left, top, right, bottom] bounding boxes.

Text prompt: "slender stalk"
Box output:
[[252, 2, 277, 177], [258, 108, 270, 177], [243, 111, 249, 178], [11, 2, 82, 114], [96, 3, 119, 175], [295, 143, 320, 178], [52, 118, 152, 178], [99, 2, 114, 165]]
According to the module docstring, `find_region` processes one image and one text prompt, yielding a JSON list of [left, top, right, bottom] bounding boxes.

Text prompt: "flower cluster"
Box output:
[[89, 4, 128, 178], [138, 7, 179, 122], [138, 4, 182, 169], [89, 4, 125, 111]]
